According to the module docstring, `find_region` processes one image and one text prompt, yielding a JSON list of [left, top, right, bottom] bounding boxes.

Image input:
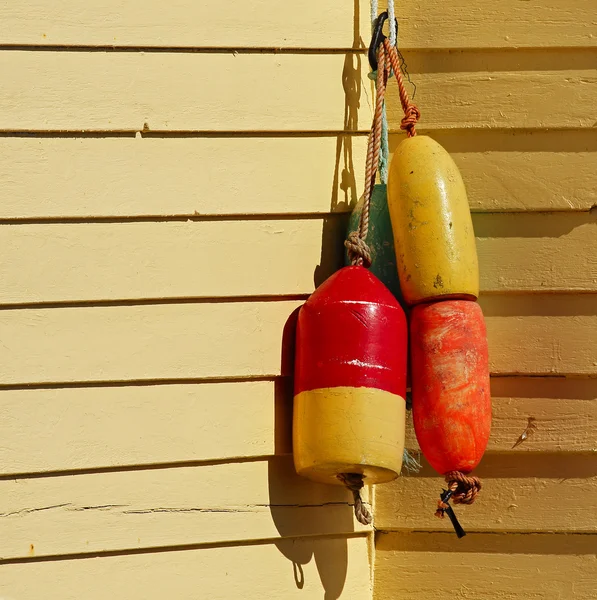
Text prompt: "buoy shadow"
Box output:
[[268, 307, 355, 599]]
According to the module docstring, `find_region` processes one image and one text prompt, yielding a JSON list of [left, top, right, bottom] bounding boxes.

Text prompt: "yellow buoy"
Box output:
[[387, 135, 479, 305]]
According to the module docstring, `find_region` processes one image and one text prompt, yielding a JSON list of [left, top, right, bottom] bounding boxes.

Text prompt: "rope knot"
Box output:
[[445, 471, 482, 505], [400, 104, 421, 137], [337, 473, 372, 525], [344, 231, 372, 268]]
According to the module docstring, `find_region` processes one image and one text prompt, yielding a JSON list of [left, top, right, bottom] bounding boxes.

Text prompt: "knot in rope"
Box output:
[[400, 104, 421, 137], [338, 473, 372, 525], [446, 471, 482, 505], [345, 231, 372, 268]]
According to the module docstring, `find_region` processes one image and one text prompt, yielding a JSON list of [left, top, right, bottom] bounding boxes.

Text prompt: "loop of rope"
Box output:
[[446, 471, 482, 505], [383, 38, 420, 137], [338, 473, 372, 525], [435, 471, 482, 518], [345, 230, 372, 267]]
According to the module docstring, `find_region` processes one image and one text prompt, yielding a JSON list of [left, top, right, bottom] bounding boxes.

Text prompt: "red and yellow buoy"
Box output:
[[293, 266, 408, 521]]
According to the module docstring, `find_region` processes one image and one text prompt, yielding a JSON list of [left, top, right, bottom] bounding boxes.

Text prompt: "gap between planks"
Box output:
[[0, 531, 370, 566]]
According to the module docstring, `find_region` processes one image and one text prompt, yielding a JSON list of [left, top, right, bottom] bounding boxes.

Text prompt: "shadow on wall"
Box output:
[[267, 4, 366, 598], [314, 0, 363, 289], [267, 309, 354, 599]]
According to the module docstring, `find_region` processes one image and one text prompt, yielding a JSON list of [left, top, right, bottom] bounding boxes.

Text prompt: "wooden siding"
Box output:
[[0, 1, 595, 599]]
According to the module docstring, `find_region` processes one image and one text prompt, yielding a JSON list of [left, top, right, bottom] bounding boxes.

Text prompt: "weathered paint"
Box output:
[[410, 300, 491, 475], [387, 135, 479, 305], [293, 266, 407, 485], [345, 184, 405, 305]]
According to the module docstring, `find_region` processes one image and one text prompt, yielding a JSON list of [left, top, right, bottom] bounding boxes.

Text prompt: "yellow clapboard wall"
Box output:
[[0, 1, 595, 599]]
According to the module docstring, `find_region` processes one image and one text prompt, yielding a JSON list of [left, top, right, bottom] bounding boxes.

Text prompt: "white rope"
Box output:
[[387, 0, 397, 47], [370, 1, 396, 184], [370, 0, 378, 31]]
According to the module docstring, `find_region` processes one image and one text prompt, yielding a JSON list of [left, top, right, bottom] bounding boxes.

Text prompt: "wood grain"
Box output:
[[0, 0, 594, 49], [2, 213, 595, 303], [0, 457, 370, 560], [1, 378, 594, 476], [375, 454, 597, 533], [374, 532, 597, 600], [0, 52, 595, 132], [1, 134, 595, 219], [1, 297, 596, 386], [0, 535, 372, 600]]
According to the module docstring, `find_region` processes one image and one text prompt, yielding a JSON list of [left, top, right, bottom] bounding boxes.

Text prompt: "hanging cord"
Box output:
[[383, 38, 420, 137], [344, 46, 388, 268], [344, 32, 420, 267], [337, 473, 372, 526]]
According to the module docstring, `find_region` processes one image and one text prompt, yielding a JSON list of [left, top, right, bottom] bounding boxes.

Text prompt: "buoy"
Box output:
[[387, 135, 479, 306], [410, 299, 491, 533], [345, 184, 405, 305], [293, 266, 408, 495]]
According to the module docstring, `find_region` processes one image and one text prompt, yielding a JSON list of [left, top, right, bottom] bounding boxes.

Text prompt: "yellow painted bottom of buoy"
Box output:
[[293, 386, 406, 486]]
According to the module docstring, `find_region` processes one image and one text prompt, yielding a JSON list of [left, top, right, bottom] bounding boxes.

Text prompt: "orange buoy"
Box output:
[[293, 266, 408, 494], [410, 300, 491, 475], [387, 135, 479, 305]]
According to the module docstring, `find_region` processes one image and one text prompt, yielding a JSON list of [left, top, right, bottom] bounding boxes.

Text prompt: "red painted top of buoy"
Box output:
[[411, 300, 491, 475], [294, 266, 408, 397]]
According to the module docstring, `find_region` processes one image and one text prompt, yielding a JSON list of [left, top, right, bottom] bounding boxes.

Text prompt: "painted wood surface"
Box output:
[[0, 381, 287, 475], [1, 454, 595, 562], [1, 297, 597, 387], [1, 0, 595, 596], [0, 457, 370, 560], [0, 535, 372, 600], [0, 0, 594, 49], [1, 378, 595, 477], [375, 454, 597, 533], [374, 532, 597, 600], [0, 52, 595, 132], [1, 134, 595, 219], [2, 213, 596, 304]]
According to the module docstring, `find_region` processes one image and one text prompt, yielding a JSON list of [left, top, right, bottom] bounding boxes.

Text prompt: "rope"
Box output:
[[435, 471, 482, 519], [387, 0, 397, 47], [383, 38, 420, 137], [338, 473, 372, 525]]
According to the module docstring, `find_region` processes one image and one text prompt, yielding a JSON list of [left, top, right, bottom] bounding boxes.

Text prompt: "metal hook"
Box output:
[[368, 11, 398, 71]]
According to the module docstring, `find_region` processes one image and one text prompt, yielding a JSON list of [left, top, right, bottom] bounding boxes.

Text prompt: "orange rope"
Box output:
[[345, 41, 420, 266]]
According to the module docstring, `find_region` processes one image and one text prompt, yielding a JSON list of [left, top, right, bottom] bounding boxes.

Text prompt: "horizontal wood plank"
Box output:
[[374, 532, 597, 600], [375, 454, 597, 533], [0, 535, 371, 600], [1, 133, 595, 219], [2, 378, 594, 477], [2, 213, 596, 303], [1, 52, 595, 131], [0, 381, 293, 475], [0, 457, 370, 560], [0, 0, 369, 49], [0, 1, 594, 49], [1, 297, 596, 385], [0, 301, 302, 385]]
